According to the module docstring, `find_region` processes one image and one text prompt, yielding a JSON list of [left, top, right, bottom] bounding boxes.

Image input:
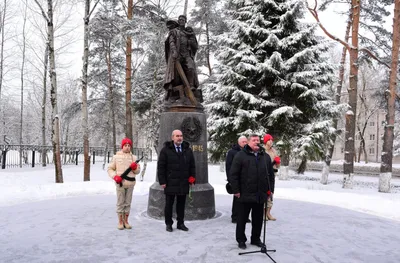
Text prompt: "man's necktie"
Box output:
[[177, 146, 181, 153]]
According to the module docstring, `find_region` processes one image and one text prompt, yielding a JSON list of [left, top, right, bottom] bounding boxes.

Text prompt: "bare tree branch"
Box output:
[[307, 0, 395, 73], [359, 48, 391, 69], [89, 0, 100, 19], [33, 0, 49, 23], [119, 0, 128, 17], [359, 21, 391, 58], [306, 0, 350, 50]]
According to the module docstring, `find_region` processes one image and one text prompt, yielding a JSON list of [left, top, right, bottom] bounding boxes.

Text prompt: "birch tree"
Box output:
[[81, 0, 100, 181], [0, 0, 10, 144], [0, 0, 7, 100], [33, 0, 63, 183], [19, 0, 28, 168], [40, 45, 49, 166], [26, 1, 80, 167]]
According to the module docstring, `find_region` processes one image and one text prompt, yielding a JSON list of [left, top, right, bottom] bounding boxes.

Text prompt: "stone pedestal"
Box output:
[[147, 111, 216, 220]]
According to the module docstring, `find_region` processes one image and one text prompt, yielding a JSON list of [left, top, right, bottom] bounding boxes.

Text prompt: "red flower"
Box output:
[[267, 190, 271, 196], [188, 176, 196, 185], [130, 162, 138, 170]]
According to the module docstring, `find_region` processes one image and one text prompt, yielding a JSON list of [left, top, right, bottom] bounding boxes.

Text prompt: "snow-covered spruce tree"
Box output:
[[205, 0, 336, 178]]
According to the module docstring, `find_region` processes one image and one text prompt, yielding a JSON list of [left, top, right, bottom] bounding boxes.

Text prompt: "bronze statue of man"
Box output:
[[163, 15, 202, 104]]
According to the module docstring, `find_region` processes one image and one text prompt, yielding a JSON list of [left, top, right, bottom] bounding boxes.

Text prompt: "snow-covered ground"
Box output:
[[0, 162, 400, 262]]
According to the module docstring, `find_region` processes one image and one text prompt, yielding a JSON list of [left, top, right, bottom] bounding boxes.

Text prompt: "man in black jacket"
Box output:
[[157, 129, 196, 232], [225, 135, 249, 223], [229, 134, 275, 249]]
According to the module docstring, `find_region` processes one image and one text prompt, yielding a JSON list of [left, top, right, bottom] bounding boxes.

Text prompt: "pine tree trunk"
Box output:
[[379, 0, 400, 193], [322, 9, 352, 185], [42, 45, 49, 167], [125, 0, 133, 139], [343, 112, 355, 189], [343, 0, 360, 189], [82, 0, 90, 181], [46, 0, 63, 183]]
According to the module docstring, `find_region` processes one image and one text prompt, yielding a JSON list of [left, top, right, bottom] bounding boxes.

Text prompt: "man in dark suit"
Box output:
[[229, 134, 275, 249], [225, 135, 250, 223], [157, 129, 196, 232]]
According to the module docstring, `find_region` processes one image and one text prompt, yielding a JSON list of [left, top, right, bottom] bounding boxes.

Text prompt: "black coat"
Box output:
[[225, 144, 241, 180], [157, 141, 196, 195], [229, 144, 275, 204]]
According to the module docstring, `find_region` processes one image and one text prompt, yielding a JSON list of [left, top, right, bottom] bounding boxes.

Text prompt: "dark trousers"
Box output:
[[165, 194, 186, 225], [236, 202, 264, 243], [231, 196, 239, 220]]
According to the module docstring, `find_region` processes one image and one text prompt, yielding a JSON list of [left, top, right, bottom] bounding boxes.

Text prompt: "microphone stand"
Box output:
[[238, 200, 276, 262]]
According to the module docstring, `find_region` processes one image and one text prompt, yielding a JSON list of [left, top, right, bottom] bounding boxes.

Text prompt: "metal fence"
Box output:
[[0, 144, 151, 169]]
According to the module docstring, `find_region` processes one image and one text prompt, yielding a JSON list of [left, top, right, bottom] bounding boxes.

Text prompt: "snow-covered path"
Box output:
[[1, 194, 399, 263]]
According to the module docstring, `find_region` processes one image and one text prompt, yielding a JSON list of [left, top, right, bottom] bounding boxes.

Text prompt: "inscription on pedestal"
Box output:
[[191, 145, 204, 152]]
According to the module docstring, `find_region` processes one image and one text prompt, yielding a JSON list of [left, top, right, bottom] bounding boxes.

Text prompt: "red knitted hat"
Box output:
[[263, 134, 273, 144], [121, 138, 132, 148]]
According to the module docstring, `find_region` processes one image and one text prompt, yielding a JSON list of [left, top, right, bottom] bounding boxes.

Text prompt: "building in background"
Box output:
[[332, 88, 400, 164]]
